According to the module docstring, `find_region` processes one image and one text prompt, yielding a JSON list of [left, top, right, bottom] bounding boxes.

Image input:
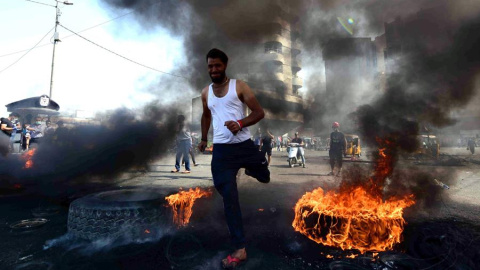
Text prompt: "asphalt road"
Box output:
[[1, 147, 480, 269]]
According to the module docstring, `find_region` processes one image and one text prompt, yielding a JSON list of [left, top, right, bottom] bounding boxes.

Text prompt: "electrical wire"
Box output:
[[59, 23, 188, 80], [0, 11, 135, 58], [25, 0, 55, 8], [0, 26, 55, 74]]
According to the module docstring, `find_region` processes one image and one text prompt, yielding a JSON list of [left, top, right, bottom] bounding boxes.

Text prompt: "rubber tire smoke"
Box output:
[[67, 189, 169, 241]]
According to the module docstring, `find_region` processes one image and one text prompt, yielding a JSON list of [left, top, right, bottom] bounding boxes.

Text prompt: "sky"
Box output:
[[0, 0, 186, 117]]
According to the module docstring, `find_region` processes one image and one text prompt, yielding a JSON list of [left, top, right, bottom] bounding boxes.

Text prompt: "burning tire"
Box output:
[[67, 189, 169, 241]]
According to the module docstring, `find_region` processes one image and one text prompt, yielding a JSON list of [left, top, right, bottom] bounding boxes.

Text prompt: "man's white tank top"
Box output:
[[208, 79, 251, 144]]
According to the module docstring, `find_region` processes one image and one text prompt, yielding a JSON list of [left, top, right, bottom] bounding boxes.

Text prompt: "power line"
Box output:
[[0, 11, 135, 58], [59, 23, 188, 80], [0, 27, 55, 74], [25, 0, 55, 8]]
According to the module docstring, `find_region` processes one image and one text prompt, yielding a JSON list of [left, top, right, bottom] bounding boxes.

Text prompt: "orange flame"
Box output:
[[22, 149, 36, 169], [165, 187, 212, 227], [293, 139, 415, 253]]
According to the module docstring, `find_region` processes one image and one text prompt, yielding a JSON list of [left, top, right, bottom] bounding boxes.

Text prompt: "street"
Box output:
[[1, 147, 480, 269]]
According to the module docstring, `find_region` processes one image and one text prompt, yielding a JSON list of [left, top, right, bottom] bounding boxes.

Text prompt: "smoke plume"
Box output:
[[94, 0, 480, 208], [0, 102, 182, 198]]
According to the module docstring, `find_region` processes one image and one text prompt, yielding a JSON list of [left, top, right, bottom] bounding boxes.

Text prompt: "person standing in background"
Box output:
[[328, 122, 347, 176], [171, 115, 192, 174], [260, 129, 274, 166], [0, 113, 18, 153]]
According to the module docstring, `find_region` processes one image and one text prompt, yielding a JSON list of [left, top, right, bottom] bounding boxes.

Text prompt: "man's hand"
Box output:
[[224, 121, 241, 135], [198, 141, 207, 152]]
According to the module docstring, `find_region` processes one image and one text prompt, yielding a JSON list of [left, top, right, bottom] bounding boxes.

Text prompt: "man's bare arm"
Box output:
[[198, 86, 211, 152], [237, 80, 264, 126], [1, 124, 14, 131]]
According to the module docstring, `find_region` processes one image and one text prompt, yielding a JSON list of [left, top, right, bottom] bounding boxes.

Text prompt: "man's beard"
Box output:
[[210, 72, 226, 84]]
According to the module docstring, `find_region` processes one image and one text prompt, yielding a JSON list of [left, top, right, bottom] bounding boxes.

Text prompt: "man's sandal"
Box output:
[[222, 255, 247, 269], [171, 169, 179, 173]]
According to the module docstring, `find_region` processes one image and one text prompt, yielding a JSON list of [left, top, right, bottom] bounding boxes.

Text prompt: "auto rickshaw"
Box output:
[[414, 135, 440, 159], [345, 134, 361, 157]]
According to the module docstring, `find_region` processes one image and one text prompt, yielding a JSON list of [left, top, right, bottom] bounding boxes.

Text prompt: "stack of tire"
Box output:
[[67, 189, 169, 241]]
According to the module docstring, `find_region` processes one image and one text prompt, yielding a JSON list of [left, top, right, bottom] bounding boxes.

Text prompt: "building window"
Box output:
[[265, 41, 282, 54]]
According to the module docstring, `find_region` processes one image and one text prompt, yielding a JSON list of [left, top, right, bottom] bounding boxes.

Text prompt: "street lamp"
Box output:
[[26, 0, 73, 99]]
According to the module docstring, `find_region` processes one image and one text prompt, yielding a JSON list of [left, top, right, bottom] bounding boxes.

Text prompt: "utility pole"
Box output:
[[49, 0, 73, 99], [26, 0, 73, 99]]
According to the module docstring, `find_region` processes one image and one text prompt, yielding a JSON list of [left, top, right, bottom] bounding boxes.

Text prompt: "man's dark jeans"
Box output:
[[211, 139, 269, 249], [329, 149, 343, 169]]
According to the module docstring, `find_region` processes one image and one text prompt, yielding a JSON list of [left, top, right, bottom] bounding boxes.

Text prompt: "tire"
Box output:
[[68, 189, 169, 241], [288, 159, 294, 168]]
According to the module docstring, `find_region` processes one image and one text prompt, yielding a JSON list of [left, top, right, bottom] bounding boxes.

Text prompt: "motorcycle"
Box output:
[[287, 143, 304, 168]]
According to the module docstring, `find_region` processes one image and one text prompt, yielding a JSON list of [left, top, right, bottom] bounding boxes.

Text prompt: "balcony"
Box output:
[[291, 57, 302, 73], [291, 39, 302, 51], [291, 47, 301, 56], [291, 57, 302, 67], [292, 76, 303, 87], [263, 72, 286, 82], [262, 52, 285, 64], [248, 72, 286, 84], [261, 34, 288, 47]]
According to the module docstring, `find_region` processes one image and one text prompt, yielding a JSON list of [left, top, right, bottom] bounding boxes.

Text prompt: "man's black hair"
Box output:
[[206, 48, 228, 64]]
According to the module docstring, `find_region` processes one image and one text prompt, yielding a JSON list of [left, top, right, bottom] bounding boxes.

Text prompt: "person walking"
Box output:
[[328, 122, 347, 176], [260, 129, 274, 166], [197, 48, 269, 269], [0, 113, 18, 154], [467, 138, 476, 154], [171, 115, 192, 174], [253, 127, 262, 147], [183, 136, 199, 167], [276, 136, 282, 151]]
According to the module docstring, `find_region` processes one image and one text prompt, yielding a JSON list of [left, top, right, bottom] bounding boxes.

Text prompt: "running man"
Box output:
[[197, 48, 269, 269], [328, 122, 347, 176]]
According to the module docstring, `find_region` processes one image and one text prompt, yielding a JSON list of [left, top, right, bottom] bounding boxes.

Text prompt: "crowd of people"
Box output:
[[0, 113, 61, 154]]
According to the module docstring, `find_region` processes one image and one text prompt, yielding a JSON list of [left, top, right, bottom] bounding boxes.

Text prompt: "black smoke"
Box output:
[[0, 102, 181, 198], [356, 6, 480, 149], [96, 0, 480, 210], [99, 0, 479, 136]]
